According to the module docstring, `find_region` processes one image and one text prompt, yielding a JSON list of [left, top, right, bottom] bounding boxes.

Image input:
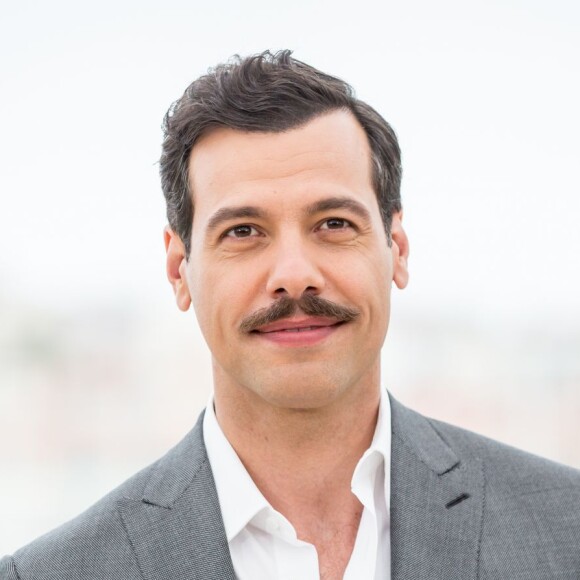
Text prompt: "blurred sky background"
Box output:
[[1, 0, 579, 554]]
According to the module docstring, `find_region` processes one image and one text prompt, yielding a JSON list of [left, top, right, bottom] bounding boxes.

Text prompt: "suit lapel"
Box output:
[[115, 396, 484, 579], [117, 412, 237, 580], [389, 395, 485, 580]]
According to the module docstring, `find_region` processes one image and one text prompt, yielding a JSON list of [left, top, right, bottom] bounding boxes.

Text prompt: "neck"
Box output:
[[212, 366, 381, 518]]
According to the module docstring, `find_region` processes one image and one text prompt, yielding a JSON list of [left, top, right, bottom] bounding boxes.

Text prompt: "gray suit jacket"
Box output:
[[2, 394, 580, 579]]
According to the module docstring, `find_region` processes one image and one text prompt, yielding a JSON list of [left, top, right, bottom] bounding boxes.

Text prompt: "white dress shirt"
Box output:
[[203, 389, 391, 580]]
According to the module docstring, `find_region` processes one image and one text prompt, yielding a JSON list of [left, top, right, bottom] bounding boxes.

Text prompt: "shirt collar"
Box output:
[[203, 396, 270, 542], [203, 387, 392, 541], [351, 386, 392, 511]]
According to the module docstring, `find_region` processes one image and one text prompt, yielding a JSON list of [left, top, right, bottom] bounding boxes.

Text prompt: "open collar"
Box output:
[[203, 396, 271, 543], [115, 394, 484, 580]]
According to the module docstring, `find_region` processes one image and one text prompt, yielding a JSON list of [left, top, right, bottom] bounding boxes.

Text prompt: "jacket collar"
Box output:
[[117, 411, 237, 580], [389, 393, 484, 580]]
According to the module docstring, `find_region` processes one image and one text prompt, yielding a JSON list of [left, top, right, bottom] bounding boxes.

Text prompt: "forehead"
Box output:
[[188, 110, 376, 218]]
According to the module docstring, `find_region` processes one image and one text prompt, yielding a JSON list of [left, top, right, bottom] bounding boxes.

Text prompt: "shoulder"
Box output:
[[390, 393, 580, 489], [427, 414, 580, 491], [2, 413, 208, 580], [3, 467, 150, 579], [426, 412, 580, 571], [2, 460, 156, 579], [391, 394, 580, 573]]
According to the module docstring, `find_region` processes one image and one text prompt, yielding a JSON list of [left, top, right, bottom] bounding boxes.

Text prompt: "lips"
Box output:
[[254, 317, 341, 334], [251, 316, 345, 347]]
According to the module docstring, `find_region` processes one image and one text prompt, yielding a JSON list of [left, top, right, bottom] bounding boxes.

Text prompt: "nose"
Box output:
[[265, 237, 325, 299]]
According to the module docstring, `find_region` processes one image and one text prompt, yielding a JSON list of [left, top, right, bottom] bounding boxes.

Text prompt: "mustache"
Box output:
[[240, 293, 360, 333]]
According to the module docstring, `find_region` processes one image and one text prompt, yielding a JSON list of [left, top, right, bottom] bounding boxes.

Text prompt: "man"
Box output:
[[2, 50, 579, 580]]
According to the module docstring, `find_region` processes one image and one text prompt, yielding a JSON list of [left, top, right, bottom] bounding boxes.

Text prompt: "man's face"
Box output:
[[165, 110, 408, 410]]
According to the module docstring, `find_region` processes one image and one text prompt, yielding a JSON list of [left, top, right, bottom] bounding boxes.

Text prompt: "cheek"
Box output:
[[332, 248, 392, 302], [190, 261, 262, 334], [350, 253, 392, 339], [188, 262, 221, 344]]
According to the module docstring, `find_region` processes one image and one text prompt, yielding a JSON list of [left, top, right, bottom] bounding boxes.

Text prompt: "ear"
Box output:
[[164, 226, 192, 312], [390, 211, 409, 289]]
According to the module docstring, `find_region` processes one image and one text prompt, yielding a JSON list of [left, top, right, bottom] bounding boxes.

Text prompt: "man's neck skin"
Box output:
[[212, 361, 381, 579]]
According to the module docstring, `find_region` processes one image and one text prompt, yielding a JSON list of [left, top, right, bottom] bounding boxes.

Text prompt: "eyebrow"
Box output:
[[305, 197, 372, 222], [206, 206, 266, 234]]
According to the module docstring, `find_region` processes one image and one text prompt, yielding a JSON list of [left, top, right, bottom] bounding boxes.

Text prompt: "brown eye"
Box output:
[[225, 225, 259, 238], [320, 218, 351, 230]]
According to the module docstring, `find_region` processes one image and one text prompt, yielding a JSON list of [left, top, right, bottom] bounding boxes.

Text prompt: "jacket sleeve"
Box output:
[[0, 556, 21, 580]]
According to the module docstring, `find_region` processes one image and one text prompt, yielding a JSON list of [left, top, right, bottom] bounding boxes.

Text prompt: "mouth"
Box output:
[[263, 325, 340, 333], [251, 317, 346, 346]]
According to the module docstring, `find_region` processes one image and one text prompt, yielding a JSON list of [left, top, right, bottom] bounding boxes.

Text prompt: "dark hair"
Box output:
[[160, 50, 402, 258]]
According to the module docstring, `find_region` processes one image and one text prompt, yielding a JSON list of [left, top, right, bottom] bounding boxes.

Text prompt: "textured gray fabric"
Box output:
[[0, 558, 19, 580], [2, 395, 580, 579], [390, 395, 580, 579], [1, 413, 236, 580]]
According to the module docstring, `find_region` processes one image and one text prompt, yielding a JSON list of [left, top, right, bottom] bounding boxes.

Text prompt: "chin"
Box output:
[[244, 367, 360, 411]]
